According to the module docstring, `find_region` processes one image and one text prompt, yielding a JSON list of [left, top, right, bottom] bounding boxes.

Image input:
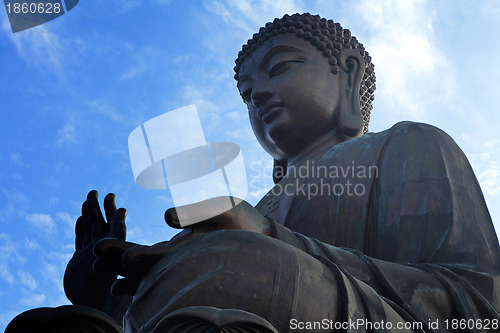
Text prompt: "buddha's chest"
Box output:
[[256, 163, 376, 245]]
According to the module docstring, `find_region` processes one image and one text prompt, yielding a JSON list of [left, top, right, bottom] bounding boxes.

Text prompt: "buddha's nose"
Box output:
[[251, 77, 273, 108]]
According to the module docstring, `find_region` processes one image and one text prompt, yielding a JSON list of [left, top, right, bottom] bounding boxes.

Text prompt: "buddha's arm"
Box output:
[[375, 122, 500, 268], [270, 220, 500, 327]]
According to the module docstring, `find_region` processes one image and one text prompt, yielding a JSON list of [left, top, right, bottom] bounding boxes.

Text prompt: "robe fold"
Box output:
[[125, 122, 500, 332]]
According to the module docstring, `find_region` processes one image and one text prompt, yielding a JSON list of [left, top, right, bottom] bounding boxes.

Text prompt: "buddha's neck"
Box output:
[[287, 129, 345, 169]]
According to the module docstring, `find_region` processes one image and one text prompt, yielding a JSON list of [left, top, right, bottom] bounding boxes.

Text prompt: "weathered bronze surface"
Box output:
[[8, 13, 500, 333]]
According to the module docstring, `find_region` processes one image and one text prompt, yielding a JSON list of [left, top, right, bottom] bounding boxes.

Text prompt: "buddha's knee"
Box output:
[[126, 230, 338, 332]]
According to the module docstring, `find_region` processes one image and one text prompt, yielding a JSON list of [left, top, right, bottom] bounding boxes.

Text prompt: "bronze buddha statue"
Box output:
[[8, 13, 500, 333]]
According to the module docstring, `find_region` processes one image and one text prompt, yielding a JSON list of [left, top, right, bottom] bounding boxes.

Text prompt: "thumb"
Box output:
[[164, 196, 243, 228]]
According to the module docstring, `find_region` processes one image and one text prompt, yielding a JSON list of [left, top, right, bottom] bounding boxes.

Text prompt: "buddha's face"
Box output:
[[238, 33, 343, 162]]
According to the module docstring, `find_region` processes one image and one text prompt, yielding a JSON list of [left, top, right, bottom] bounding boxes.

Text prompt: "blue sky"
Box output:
[[1, 0, 500, 329]]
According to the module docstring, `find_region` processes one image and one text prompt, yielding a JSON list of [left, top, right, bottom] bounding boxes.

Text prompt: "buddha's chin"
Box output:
[[266, 121, 293, 149]]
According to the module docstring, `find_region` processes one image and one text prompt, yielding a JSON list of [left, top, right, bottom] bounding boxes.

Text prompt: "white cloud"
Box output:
[[55, 212, 77, 237], [0, 187, 29, 222], [155, 195, 171, 205], [17, 270, 37, 291], [54, 212, 72, 225], [354, 0, 457, 126], [468, 153, 500, 197], [110, 0, 141, 12], [206, 0, 304, 29], [10, 152, 24, 167], [478, 165, 500, 196], [42, 259, 67, 288], [457, 133, 500, 234], [2, 14, 63, 76], [19, 293, 46, 307], [481, 0, 500, 19], [23, 238, 41, 251], [120, 46, 161, 80], [0, 311, 23, 331], [0, 264, 14, 285], [48, 197, 59, 207], [200, 0, 304, 57], [57, 123, 77, 146], [0, 233, 25, 265], [87, 100, 122, 121], [225, 111, 246, 122], [26, 214, 56, 235], [10, 173, 24, 181], [203, 0, 249, 32]]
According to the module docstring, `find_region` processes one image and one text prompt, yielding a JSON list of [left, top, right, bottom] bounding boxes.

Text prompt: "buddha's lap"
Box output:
[[124, 230, 342, 331]]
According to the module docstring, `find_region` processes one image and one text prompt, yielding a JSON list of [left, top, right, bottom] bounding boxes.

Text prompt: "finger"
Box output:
[[87, 190, 105, 222], [75, 216, 85, 251], [164, 196, 243, 228], [93, 257, 127, 277], [93, 238, 137, 258], [87, 190, 106, 241], [81, 201, 92, 247], [104, 193, 117, 225], [111, 277, 141, 296], [121, 244, 166, 269], [120, 243, 174, 283], [108, 208, 127, 240]]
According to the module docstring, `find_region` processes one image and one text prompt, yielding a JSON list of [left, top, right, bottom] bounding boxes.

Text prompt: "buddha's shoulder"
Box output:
[[368, 121, 452, 140], [325, 121, 458, 160], [357, 121, 455, 147]]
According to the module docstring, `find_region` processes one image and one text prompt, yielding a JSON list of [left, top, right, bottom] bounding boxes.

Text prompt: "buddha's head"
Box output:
[[234, 13, 375, 165]]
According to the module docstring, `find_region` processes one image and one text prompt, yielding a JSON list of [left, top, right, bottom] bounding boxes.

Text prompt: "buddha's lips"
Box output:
[[259, 103, 284, 123]]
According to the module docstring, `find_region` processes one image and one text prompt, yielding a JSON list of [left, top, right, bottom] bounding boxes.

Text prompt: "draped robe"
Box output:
[[125, 122, 500, 332]]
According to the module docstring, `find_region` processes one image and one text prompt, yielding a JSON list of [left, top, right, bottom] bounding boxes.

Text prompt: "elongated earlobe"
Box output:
[[337, 50, 365, 137]]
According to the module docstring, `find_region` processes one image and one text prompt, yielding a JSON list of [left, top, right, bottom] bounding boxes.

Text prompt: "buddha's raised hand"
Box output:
[[63, 190, 135, 309]]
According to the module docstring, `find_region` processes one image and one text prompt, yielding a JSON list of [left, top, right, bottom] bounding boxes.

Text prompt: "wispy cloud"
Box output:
[[481, 0, 500, 19], [17, 270, 37, 291], [0, 187, 29, 222], [456, 133, 500, 233], [44, 251, 73, 291], [353, 0, 457, 126], [56, 123, 77, 146], [19, 293, 46, 307], [204, 0, 303, 31], [0, 264, 15, 285], [55, 212, 77, 238], [2, 13, 63, 77], [120, 46, 161, 80], [478, 164, 500, 196], [87, 100, 123, 121], [23, 238, 41, 251], [26, 213, 56, 235], [109, 0, 141, 13], [0, 233, 25, 265], [9, 152, 25, 167]]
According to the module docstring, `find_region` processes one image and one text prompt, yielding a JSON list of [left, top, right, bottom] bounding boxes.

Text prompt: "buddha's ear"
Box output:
[[337, 49, 365, 137]]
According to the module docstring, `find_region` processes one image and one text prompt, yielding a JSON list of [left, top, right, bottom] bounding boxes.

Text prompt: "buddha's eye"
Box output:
[[241, 89, 252, 104], [269, 60, 304, 78]]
